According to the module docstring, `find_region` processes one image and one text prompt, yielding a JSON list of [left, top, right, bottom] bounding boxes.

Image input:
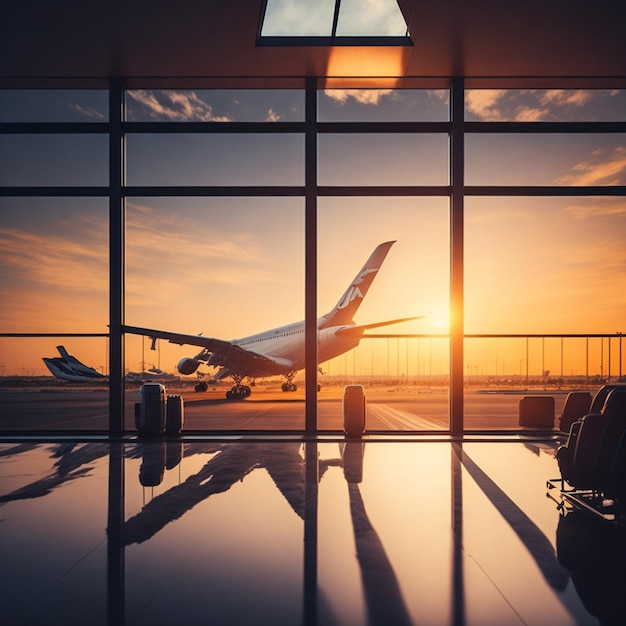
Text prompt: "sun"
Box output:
[[430, 311, 450, 331]]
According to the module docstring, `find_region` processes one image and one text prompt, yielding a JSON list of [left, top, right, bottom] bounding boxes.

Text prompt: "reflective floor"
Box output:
[[1, 438, 624, 625]]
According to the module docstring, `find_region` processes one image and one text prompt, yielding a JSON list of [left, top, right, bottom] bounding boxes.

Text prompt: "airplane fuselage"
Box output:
[[232, 320, 361, 377]]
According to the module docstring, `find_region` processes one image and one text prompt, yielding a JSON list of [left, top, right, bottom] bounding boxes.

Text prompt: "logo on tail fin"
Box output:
[[336, 268, 378, 310]]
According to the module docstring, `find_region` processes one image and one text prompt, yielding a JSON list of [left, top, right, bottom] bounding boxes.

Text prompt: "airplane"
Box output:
[[123, 241, 423, 400], [43, 345, 106, 382]]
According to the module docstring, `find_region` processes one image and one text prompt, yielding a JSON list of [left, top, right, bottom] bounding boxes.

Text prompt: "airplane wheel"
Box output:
[[226, 386, 248, 400], [291, 383, 297, 392], [281, 383, 290, 392], [194, 381, 208, 392]]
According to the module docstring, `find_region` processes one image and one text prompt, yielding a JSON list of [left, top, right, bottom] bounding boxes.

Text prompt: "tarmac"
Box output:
[[0, 381, 570, 433]]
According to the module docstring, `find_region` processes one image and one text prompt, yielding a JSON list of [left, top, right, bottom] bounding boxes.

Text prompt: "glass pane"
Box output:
[[318, 197, 450, 431], [466, 134, 626, 186], [126, 89, 304, 122], [336, 0, 408, 35], [465, 89, 626, 122], [0, 337, 109, 432], [463, 336, 619, 431], [318, 134, 449, 185], [125, 197, 305, 430], [0, 89, 108, 122], [261, 0, 336, 35], [125, 134, 304, 186], [0, 198, 109, 333], [465, 197, 626, 334], [0, 135, 108, 186], [319, 89, 449, 122]]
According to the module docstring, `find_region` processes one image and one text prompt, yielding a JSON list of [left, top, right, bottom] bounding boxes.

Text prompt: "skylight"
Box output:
[[258, 0, 411, 45]]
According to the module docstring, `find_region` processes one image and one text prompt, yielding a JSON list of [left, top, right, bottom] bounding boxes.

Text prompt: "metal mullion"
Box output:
[[0, 122, 109, 134], [465, 185, 626, 196], [464, 121, 626, 133], [109, 80, 125, 436], [122, 121, 305, 134], [318, 122, 451, 134], [317, 185, 450, 196], [122, 186, 305, 197], [0, 187, 109, 196], [305, 76, 318, 434], [450, 77, 464, 437]]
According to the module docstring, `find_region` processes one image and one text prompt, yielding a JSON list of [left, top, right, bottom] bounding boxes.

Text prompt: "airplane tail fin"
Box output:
[[318, 241, 395, 330]]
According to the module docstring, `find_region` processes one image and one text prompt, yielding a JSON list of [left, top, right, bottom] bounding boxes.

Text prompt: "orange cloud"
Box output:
[[323, 89, 394, 106], [127, 90, 233, 122], [556, 146, 626, 186]]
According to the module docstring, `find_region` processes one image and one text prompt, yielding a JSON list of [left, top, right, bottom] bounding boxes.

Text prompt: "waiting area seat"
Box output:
[[551, 385, 626, 520], [558, 391, 592, 433]]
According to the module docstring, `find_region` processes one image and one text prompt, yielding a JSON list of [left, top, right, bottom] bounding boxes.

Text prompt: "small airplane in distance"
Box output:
[[43, 345, 106, 382], [124, 240, 424, 400]]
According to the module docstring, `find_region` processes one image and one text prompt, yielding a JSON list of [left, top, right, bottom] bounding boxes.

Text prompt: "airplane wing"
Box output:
[[122, 325, 293, 376]]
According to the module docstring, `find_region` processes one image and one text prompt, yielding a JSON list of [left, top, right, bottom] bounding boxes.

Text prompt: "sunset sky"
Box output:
[[1, 87, 625, 377]]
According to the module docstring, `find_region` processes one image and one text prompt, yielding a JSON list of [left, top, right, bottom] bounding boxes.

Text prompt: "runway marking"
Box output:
[[367, 404, 445, 430]]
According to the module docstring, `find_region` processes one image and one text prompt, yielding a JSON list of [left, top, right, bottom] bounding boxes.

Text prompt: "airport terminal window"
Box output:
[[125, 89, 304, 122], [465, 133, 626, 187], [0, 89, 108, 123], [464, 195, 626, 430], [125, 133, 304, 187], [0, 197, 109, 334], [0, 134, 109, 187], [2, 80, 626, 434], [318, 134, 449, 186], [0, 337, 109, 432], [124, 197, 305, 430], [465, 196, 626, 335], [317, 197, 450, 431], [464, 89, 626, 122], [318, 89, 449, 122]]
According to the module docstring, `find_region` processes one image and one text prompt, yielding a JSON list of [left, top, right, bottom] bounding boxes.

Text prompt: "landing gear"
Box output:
[[281, 371, 298, 392], [225, 374, 251, 401], [194, 381, 209, 393]]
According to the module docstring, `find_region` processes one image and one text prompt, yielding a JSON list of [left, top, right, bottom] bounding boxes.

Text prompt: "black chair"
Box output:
[[556, 387, 626, 490]]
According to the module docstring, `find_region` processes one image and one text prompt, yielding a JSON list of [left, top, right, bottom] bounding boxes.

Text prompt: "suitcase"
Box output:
[[519, 395, 554, 428], [343, 385, 366, 438], [166, 394, 184, 436]]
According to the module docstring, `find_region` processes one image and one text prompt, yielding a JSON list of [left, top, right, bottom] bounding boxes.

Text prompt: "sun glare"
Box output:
[[430, 311, 450, 331]]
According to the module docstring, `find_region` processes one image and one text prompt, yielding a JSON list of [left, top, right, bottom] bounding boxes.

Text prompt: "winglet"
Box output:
[[318, 241, 395, 329]]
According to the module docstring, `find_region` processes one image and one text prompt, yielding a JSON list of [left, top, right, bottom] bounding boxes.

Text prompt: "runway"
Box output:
[[0, 382, 571, 432]]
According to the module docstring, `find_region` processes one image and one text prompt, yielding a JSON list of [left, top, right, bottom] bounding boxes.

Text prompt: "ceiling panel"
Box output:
[[1, 0, 625, 88]]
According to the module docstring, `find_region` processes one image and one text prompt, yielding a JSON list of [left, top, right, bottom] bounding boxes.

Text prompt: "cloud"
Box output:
[[265, 107, 284, 122], [323, 89, 394, 106], [69, 103, 106, 120], [555, 146, 626, 186], [562, 197, 626, 220], [127, 90, 233, 122], [465, 89, 508, 120], [0, 215, 109, 331], [539, 90, 594, 108], [0, 220, 108, 293], [466, 89, 620, 122], [125, 203, 289, 305]]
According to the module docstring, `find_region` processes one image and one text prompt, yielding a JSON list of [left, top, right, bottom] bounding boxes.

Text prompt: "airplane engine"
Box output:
[[177, 357, 200, 375]]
